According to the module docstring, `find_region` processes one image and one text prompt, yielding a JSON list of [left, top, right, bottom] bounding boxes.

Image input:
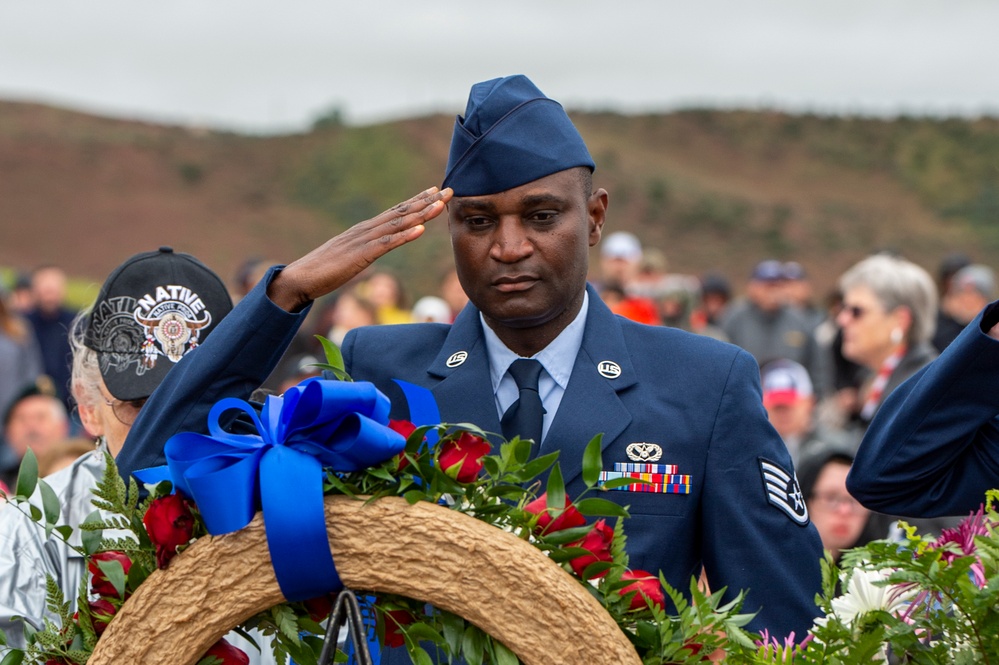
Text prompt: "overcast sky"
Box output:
[[2, 0, 997, 134]]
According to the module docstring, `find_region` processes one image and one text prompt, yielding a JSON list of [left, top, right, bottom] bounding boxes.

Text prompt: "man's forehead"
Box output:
[[449, 170, 583, 209], [451, 190, 570, 210], [10, 395, 61, 416]]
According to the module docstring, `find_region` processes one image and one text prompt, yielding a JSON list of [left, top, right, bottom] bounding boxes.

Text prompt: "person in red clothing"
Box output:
[[597, 231, 659, 325]]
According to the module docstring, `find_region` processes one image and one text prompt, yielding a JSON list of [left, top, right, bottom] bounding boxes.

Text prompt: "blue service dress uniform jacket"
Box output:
[[118, 272, 822, 644], [848, 301, 999, 518]]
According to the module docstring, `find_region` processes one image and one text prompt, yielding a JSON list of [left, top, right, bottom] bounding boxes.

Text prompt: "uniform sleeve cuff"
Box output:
[[980, 300, 999, 334]]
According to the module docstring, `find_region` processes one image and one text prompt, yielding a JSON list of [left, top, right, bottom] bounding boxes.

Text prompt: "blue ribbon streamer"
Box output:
[[393, 379, 441, 447], [136, 378, 406, 602]]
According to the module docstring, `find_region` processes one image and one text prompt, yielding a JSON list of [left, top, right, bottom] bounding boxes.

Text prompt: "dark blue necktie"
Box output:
[[501, 358, 546, 448]]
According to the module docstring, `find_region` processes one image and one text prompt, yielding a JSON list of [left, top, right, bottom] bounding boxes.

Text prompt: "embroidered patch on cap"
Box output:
[[758, 458, 809, 525]]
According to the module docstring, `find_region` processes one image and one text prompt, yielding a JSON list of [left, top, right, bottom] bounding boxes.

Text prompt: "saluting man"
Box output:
[[119, 76, 823, 649]]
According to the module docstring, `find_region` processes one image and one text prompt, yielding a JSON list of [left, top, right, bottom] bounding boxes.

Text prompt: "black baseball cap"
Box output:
[[84, 247, 232, 401]]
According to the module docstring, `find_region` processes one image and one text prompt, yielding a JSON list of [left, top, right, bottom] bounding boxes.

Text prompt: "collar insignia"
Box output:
[[597, 360, 622, 379], [446, 351, 468, 368]]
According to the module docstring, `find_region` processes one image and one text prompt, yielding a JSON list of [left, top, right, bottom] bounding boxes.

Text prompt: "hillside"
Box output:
[[2, 101, 998, 301]]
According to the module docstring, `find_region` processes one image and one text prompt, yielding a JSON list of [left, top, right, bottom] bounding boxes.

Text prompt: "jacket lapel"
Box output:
[[426, 305, 503, 442], [424, 287, 640, 473], [546, 286, 636, 486]]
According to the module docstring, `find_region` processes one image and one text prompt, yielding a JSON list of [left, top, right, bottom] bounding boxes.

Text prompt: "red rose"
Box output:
[[524, 493, 586, 535], [303, 592, 338, 622], [382, 609, 415, 649], [438, 432, 491, 483], [388, 419, 417, 438], [143, 493, 195, 568], [389, 420, 418, 471], [620, 569, 665, 611], [202, 638, 250, 665], [88, 551, 132, 598], [569, 519, 615, 578], [89, 598, 117, 637]]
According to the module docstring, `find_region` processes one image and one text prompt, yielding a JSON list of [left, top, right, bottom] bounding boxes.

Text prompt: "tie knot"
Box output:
[[508, 358, 543, 391]]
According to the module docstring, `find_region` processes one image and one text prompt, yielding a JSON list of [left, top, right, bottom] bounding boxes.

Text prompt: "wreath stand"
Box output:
[[89, 496, 643, 665]]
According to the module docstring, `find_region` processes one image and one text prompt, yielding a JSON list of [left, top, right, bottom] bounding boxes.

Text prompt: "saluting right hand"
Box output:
[[267, 186, 453, 312]]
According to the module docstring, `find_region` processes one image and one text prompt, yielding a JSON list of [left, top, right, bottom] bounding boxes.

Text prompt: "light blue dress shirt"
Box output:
[[480, 291, 589, 447]]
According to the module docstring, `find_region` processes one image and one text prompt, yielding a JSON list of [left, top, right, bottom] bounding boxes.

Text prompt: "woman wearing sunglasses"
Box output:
[[834, 253, 938, 431], [833, 253, 964, 540]]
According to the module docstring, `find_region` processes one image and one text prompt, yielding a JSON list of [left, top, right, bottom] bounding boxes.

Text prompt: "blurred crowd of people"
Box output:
[[1, 245, 993, 565], [0, 266, 91, 497], [588, 233, 993, 560]]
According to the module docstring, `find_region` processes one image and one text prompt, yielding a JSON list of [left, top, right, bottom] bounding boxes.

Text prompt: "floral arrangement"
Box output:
[[0, 416, 751, 665], [2, 339, 997, 665], [741, 492, 999, 665]]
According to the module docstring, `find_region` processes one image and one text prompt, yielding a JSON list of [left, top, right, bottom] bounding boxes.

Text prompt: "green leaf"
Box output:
[[14, 449, 38, 499], [512, 436, 532, 464], [272, 604, 301, 642], [546, 463, 565, 516], [39, 480, 60, 530], [635, 620, 660, 646], [461, 625, 486, 665], [493, 640, 519, 665], [538, 524, 596, 545], [510, 452, 559, 482], [581, 433, 604, 488], [365, 465, 397, 482], [574, 497, 630, 518], [80, 511, 104, 556], [410, 647, 434, 665], [598, 477, 651, 491], [546, 545, 593, 563], [280, 633, 315, 664], [581, 560, 615, 579], [197, 656, 224, 665], [441, 610, 463, 656], [402, 489, 427, 505], [314, 335, 350, 380], [448, 422, 491, 439], [405, 623, 444, 645], [127, 560, 151, 591], [0, 650, 24, 665], [96, 558, 128, 599]]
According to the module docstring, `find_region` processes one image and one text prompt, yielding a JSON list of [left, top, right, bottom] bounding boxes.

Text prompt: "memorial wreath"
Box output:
[[0, 367, 752, 665], [1, 345, 998, 664]]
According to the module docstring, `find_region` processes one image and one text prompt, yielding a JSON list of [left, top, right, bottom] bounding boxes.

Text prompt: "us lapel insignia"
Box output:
[[626, 442, 662, 462], [597, 360, 621, 379], [758, 458, 809, 525], [446, 351, 468, 368]]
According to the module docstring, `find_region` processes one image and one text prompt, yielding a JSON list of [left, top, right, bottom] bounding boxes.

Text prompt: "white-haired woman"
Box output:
[[834, 253, 964, 538], [835, 253, 939, 429]]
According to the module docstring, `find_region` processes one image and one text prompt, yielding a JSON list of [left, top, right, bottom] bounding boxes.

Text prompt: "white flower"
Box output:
[[830, 568, 911, 624]]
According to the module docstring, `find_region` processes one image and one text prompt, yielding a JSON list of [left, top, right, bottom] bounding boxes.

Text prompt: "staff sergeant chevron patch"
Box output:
[[758, 458, 809, 525]]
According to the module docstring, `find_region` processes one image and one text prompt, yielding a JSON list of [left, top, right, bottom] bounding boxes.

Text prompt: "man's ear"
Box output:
[[77, 401, 104, 439], [588, 188, 609, 247]]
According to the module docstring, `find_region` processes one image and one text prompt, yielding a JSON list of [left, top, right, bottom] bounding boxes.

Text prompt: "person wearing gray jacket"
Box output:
[[0, 248, 277, 663]]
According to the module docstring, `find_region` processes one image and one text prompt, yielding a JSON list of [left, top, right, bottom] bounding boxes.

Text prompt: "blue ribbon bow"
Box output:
[[137, 378, 406, 601]]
